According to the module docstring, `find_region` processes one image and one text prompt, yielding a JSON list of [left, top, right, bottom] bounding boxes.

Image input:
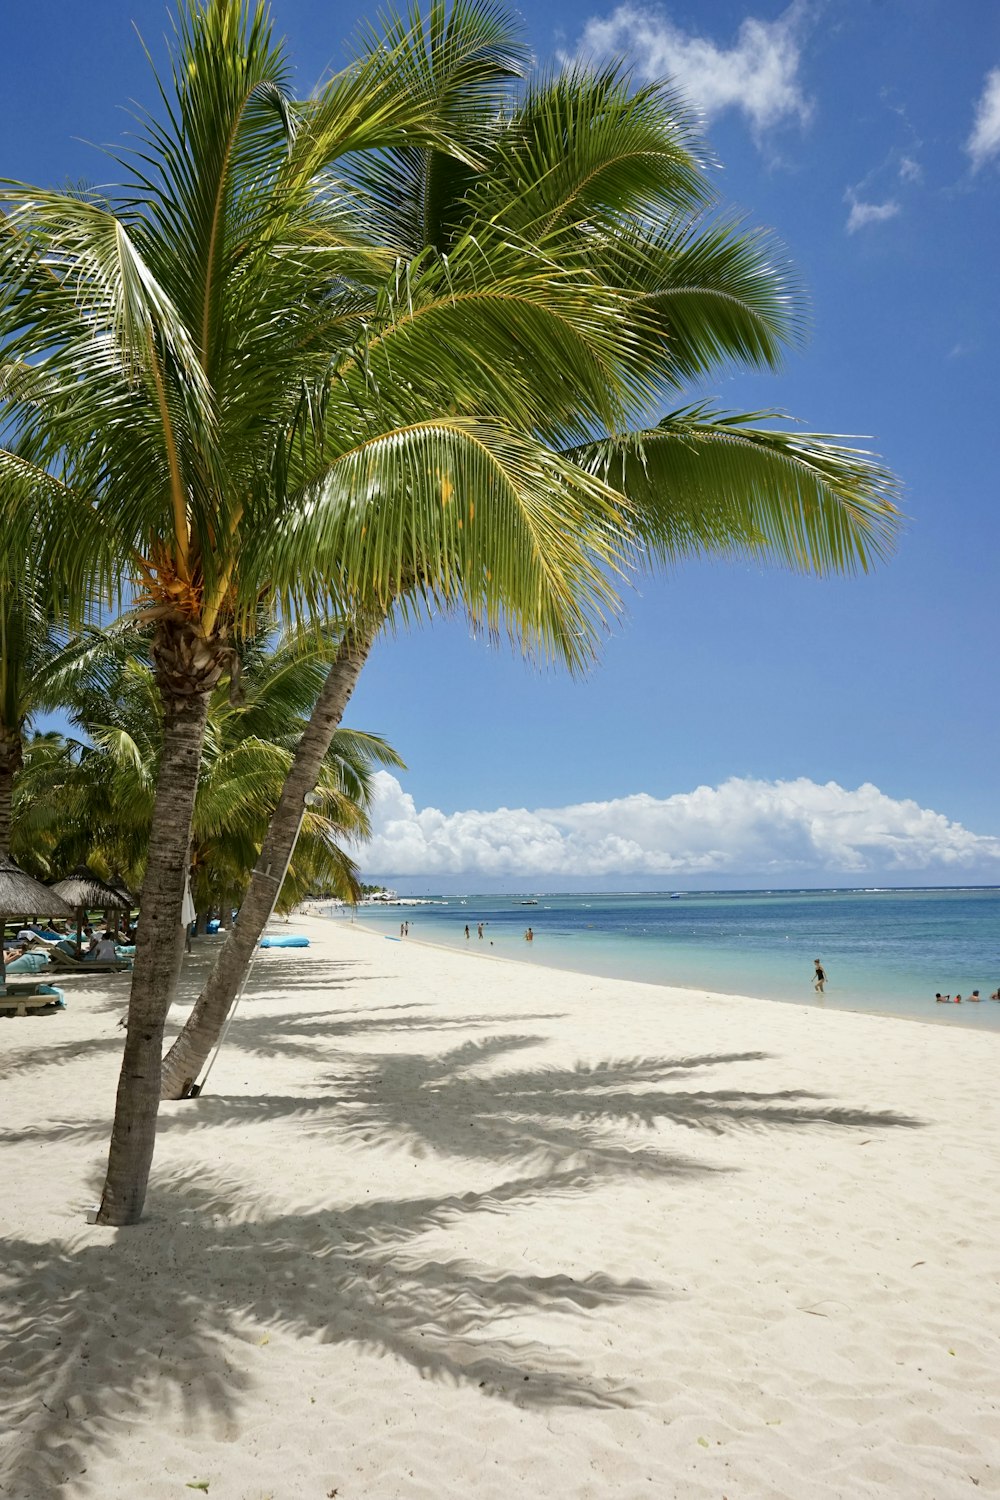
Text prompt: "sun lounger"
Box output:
[[1, 977, 66, 1016], [46, 950, 132, 973]]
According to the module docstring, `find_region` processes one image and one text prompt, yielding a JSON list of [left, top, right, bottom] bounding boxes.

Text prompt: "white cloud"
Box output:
[[898, 155, 922, 184], [844, 192, 901, 233], [966, 66, 1000, 170], [358, 774, 1000, 881], [567, 3, 811, 135]]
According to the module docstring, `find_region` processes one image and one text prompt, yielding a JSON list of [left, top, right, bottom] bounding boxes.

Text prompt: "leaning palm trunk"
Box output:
[[159, 617, 380, 1100], [96, 623, 225, 1224]]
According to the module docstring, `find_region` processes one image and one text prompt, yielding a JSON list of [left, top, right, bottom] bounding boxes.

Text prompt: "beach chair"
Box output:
[[47, 949, 132, 973], [0, 978, 66, 1016]]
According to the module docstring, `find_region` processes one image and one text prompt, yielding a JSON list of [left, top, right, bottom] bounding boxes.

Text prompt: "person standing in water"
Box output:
[[464, 924, 470, 940], [813, 959, 827, 994], [524, 927, 533, 942]]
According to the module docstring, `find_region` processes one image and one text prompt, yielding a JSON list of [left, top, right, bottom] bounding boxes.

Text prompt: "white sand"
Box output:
[[2, 916, 999, 1500]]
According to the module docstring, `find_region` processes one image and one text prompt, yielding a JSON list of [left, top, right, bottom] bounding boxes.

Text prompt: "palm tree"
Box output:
[[9, 630, 403, 918], [165, 9, 902, 1104], [7, 732, 79, 876], [0, 577, 55, 855], [0, 1, 899, 1221], [2, 0, 624, 1223], [0, 568, 127, 857]]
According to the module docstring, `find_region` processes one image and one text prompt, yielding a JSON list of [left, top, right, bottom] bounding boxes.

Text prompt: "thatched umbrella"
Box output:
[[0, 853, 75, 984], [50, 865, 133, 958]]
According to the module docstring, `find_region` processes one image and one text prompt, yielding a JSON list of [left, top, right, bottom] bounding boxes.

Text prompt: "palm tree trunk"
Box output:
[[96, 620, 227, 1225], [160, 616, 380, 1100], [0, 729, 24, 855]]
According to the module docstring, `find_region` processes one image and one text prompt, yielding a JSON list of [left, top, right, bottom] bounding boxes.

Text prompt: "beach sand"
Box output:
[[2, 915, 999, 1499]]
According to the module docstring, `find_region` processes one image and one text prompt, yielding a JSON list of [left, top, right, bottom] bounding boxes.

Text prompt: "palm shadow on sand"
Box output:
[[323, 1032, 923, 1177], [1, 993, 924, 1494], [1, 1166, 661, 1495]]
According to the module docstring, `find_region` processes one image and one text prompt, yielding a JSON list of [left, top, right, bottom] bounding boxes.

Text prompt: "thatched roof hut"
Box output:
[[0, 854, 74, 919], [50, 866, 133, 913]]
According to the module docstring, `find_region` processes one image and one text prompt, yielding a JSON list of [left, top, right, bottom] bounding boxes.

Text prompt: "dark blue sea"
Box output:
[[327, 887, 1000, 1030]]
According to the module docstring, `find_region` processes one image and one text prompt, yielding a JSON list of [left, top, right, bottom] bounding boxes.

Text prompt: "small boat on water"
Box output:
[[520, 900, 538, 906]]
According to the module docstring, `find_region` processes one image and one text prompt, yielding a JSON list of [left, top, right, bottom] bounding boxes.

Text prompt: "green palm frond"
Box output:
[[573, 406, 902, 575], [324, 729, 405, 812], [274, 416, 631, 671], [606, 216, 806, 386], [474, 64, 710, 243], [343, 0, 529, 253], [276, 835, 362, 912], [323, 233, 661, 445]]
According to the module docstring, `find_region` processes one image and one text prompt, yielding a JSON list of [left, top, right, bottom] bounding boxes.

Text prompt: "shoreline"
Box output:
[[316, 905, 999, 1035], [4, 914, 1000, 1498]]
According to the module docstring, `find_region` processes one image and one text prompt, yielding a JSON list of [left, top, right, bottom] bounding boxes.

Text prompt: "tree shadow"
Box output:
[[242, 957, 392, 993], [0, 1035, 923, 1170], [1, 1003, 927, 1494], [0, 1033, 123, 1081], [218, 1006, 569, 1064], [0, 1165, 660, 1495], [324, 1035, 924, 1177], [77, 952, 391, 1016]]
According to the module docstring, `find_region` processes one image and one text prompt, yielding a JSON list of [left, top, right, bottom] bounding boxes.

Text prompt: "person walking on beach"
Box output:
[[813, 958, 826, 994]]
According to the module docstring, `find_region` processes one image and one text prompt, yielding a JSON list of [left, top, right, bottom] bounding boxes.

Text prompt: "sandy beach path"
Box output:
[[2, 916, 999, 1499]]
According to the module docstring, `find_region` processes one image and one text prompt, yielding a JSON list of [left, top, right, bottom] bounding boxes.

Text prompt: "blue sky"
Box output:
[[8, 1, 999, 886]]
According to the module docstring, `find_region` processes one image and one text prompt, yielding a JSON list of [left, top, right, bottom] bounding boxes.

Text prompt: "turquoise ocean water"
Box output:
[[325, 888, 1000, 1031]]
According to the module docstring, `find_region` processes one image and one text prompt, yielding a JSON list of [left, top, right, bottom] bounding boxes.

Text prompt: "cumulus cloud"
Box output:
[[966, 66, 1000, 170], [567, 3, 811, 135], [358, 774, 1000, 882], [844, 192, 901, 233]]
